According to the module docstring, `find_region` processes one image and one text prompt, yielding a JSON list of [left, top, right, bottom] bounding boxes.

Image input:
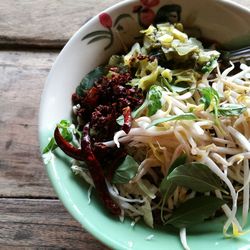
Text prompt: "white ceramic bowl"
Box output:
[[39, 1, 250, 249]]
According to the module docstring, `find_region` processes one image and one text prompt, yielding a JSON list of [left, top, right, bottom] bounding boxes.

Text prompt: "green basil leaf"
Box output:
[[42, 137, 57, 154], [76, 66, 108, 96], [218, 104, 246, 116], [165, 196, 226, 228], [201, 57, 218, 73], [116, 100, 148, 126], [147, 113, 197, 128], [112, 155, 139, 184], [199, 87, 219, 110], [58, 119, 71, 128], [160, 181, 177, 223], [199, 87, 221, 126], [168, 154, 187, 175], [57, 120, 72, 142], [167, 162, 223, 192], [160, 154, 187, 203], [160, 156, 188, 223], [60, 128, 73, 142], [160, 181, 177, 201], [42, 120, 80, 154], [147, 85, 163, 116]]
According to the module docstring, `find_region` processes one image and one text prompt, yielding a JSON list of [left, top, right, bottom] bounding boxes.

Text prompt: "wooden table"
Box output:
[[0, 0, 249, 249]]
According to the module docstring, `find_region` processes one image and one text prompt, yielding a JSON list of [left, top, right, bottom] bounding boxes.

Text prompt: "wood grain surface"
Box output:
[[0, 0, 249, 249], [0, 51, 57, 198], [0, 0, 119, 48], [0, 199, 106, 249]]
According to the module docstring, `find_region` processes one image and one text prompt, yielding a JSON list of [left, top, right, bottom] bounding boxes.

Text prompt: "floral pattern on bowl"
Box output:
[[82, 0, 184, 50], [82, 13, 133, 50], [81, 0, 250, 52]]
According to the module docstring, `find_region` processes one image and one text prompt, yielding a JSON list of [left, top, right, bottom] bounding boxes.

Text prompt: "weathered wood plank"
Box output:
[[0, 0, 249, 48], [0, 51, 57, 197], [0, 198, 107, 249], [0, 0, 120, 48]]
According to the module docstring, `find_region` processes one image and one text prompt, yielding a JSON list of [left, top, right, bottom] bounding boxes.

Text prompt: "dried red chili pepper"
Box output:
[[54, 127, 84, 161], [81, 123, 121, 216], [122, 106, 132, 134], [83, 86, 100, 107]]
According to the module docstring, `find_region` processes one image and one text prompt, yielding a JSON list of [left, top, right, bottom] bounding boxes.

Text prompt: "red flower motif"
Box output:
[[140, 8, 155, 27], [140, 0, 160, 8], [99, 13, 112, 28]]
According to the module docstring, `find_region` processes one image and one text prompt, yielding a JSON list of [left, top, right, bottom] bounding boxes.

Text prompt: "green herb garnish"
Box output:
[[112, 155, 139, 184], [147, 85, 163, 116], [148, 113, 197, 128], [218, 104, 246, 116], [165, 196, 226, 228], [76, 66, 108, 96]]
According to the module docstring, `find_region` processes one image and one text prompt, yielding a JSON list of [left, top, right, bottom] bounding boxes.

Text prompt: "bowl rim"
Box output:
[[39, 0, 250, 249]]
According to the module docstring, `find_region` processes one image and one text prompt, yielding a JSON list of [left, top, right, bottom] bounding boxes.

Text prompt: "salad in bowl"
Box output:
[[40, 0, 250, 249]]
